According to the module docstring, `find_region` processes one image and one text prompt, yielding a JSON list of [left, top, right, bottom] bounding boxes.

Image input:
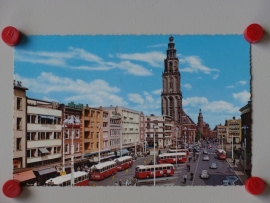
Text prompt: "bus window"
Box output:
[[67, 181, 70, 186], [151, 168, 154, 171], [63, 182, 67, 186], [74, 178, 78, 183], [167, 166, 170, 169], [78, 176, 81, 182], [147, 169, 151, 172]]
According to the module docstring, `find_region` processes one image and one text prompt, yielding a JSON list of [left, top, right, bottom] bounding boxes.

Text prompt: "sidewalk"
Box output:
[[226, 158, 248, 184]]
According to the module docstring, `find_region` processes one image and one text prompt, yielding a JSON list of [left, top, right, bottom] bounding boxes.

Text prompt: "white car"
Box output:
[[203, 150, 208, 154], [226, 176, 238, 185], [203, 155, 210, 161], [210, 163, 217, 169], [200, 170, 209, 179]]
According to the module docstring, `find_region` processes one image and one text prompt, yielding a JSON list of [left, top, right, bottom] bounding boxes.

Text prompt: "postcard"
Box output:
[[13, 35, 251, 187]]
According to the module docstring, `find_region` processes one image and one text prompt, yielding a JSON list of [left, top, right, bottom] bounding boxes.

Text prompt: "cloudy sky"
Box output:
[[14, 35, 250, 129]]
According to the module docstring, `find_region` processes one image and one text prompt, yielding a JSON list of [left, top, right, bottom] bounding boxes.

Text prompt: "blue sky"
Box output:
[[14, 35, 250, 129]]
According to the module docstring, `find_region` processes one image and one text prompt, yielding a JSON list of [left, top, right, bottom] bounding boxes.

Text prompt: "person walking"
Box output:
[[190, 172, 194, 181], [115, 181, 118, 186], [119, 179, 122, 186], [183, 174, 187, 184], [125, 178, 129, 186]]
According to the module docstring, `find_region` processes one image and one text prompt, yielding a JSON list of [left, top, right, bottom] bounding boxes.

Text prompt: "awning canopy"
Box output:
[[46, 116, 55, 120], [36, 167, 57, 176], [13, 170, 36, 182], [83, 149, 110, 157], [39, 115, 48, 118], [39, 148, 50, 153]]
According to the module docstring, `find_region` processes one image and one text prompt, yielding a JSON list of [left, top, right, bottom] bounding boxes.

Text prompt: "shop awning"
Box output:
[[37, 167, 57, 176], [13, 170, 36, 182], [83, 149, 110, 157], [39, 148, 50, 153], [47, 116, 55, 120], [39, 115, 48, 118]]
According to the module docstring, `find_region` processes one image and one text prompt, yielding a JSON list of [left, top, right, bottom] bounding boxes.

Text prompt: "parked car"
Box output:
[[203, 150, 208, 154], [203, 155, 210, 161], [210, 163, 217, 169], [200, 170, 209, 179]]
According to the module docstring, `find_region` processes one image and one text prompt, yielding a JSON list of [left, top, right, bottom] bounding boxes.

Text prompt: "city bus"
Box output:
[[215, 149, 226, 160], [44, 171, 89, 186], [89, 161, 117, 180], [157, 152, 187, 164], [167, 149, 189, 156], [113, 156, 133, 171], [135, 164, 175, 179]]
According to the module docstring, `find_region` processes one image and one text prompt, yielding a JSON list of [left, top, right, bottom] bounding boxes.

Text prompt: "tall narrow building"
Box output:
[[161, 36, 182, 123]]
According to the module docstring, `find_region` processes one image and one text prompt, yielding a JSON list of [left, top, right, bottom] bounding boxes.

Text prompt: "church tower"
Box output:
[[161, 36, 182, 122], [197, 109, 204, 132]]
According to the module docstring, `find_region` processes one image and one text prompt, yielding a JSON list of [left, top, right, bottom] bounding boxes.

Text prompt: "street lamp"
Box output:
[[153, 124, 159, 186], [175, 126, 179, 168], [183, 127, 187, 146], [98, 125, 101, 164], [62, 115, 80, 186]]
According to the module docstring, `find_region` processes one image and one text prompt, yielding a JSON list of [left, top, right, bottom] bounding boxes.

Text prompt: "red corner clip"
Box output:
[[244, 24, 264, 43], [245, 177, 265, 195], [1, 26, 21, 46], [2, 179, 22, 198]]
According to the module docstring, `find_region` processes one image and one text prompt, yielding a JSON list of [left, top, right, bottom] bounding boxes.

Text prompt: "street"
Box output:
[[89, 142, 243, 187]]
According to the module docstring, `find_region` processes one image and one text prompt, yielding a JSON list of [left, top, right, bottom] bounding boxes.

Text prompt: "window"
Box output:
[[75, 130, 80, 138], [97, 112, 100, 118], [64, 130, 69, 139], [91, 132, 94, 139], [97, 132, 99, 139], [16, 138, 22, 150], [76, 143, 80, 152], [64, 144, 69, 154], [17, 118, 22, 130], [90, 111, 94, 118], [96, 142, 99, 148], [17, 98, 22, 110], [91, 122, 94, 128], [91, 143, 94, 149]]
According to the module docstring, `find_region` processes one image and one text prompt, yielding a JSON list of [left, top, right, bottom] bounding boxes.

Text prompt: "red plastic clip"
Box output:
[[1, 26, 21, 46], [2, 179, 22, 198], [244, 24, 264, 43], [245, 177, 265, 195]]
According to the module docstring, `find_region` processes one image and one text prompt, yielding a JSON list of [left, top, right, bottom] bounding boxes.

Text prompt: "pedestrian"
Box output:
[[125, 178, 129, 186], [183, 174, 187, 184], [33, 181, 37, 186], [119, 179, 122, 186], [115, 181, 118, 186], [190, 172, 194, 181], [188, 156, 192, 163], [233, 158, 236, 166]]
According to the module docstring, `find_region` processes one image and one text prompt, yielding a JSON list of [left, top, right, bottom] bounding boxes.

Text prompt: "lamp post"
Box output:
[[183, 127, 187, 146], [230, 127, 234, 160], [188, 128, 191, 147], [175, 126, 179, 168], [153, 124, 159, 186], [98, 125, 101, 164], [62, 115, 80, 186]]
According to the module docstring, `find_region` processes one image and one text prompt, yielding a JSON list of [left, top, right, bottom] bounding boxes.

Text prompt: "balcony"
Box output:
[[27, 153, 62, 163], [28, 139, 61, 148]]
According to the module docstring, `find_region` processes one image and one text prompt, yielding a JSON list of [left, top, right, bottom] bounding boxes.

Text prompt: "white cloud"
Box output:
[[232, 90, 251, 103], [180, 56, 219, 74], [213, 74, 219, 80], [183, 84, 192, 89], [147, 44, 167, 48], [238, 80, 247, 85], [227, 85, 235, 88], [116, 51, 165, 67], [151, 89, 162, 95], [15, 48, 152, 76], [14, 72, 128, 107], [183, 96, 240, 114], [128, 94, 144, 104]]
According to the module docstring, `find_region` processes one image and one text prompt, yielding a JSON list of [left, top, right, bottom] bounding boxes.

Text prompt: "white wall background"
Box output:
[[0, 1, 269, 202]]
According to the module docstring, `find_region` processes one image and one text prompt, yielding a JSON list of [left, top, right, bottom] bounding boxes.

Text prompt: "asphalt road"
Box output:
[[89, 142, 243, 187]]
